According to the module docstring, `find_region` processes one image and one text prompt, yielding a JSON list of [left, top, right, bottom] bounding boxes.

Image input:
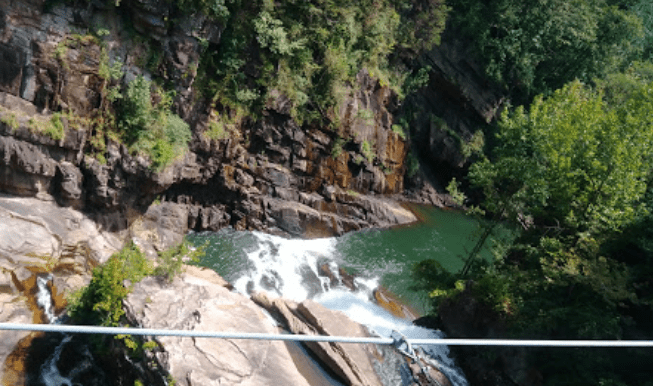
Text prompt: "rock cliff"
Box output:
[[0, 0, 503, 242], [0, 0, 430, 243], [0, 0, 507, 384]]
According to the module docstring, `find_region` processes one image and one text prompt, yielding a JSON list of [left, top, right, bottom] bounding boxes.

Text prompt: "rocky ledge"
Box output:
[[123, 267, 313, 386], [0, 194, 443, 386]]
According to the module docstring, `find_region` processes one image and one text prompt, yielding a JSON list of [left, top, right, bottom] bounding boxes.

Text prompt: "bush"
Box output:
[[67, 242, 153, 326], [120, 76, 153, 142], [331, 136, 346, 158], [361, 140, 374, 163], [154, 240, 205, 282], [117, 76, 192, 170], [1, 113, 19, 130], [45, 113, 65, 140]]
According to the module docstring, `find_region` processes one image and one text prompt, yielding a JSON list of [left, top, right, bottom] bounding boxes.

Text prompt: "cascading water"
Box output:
[[193, 228, 470, 386], [33, 274, 107, 386], [36, 275, 58, 324]]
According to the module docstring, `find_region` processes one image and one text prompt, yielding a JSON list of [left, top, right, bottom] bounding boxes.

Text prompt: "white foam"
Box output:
[[315, 290, 467, 386], [40, 335, 74, 386], [226, 230, 468, 386], [233, 232, 337, 300], [36, 275, 58, 324]]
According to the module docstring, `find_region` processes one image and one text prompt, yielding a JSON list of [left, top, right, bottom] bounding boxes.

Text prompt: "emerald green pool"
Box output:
[[191, 204, 509, 315]]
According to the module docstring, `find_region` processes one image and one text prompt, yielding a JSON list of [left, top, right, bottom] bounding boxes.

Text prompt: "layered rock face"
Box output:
[[0, 195, 120, 385], [410, 26, 506, 181], [0, 0, 428, 242]]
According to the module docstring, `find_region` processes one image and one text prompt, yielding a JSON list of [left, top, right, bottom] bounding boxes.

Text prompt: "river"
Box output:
[[190, 204, 507, 386], [25, 204, 500, 386]]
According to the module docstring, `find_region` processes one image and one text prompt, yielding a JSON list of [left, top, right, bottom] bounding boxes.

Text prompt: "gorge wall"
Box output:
[[0, 0, 507, 384], [0, 0, 504, 244]]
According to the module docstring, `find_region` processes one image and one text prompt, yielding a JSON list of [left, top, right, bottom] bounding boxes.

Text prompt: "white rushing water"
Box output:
[[36, 274, 58, 324], [224, 231, 469, 386], [35, 274, 94, 386]]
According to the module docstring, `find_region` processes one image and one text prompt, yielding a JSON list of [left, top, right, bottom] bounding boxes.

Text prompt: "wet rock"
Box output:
[[373, 288, 420, 321], [318, 264, 357, 291], [0, 294, 32, 386], [124, 269, 311, 386]]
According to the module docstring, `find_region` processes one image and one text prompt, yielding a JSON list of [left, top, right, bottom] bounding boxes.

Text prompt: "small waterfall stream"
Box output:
[[35, 275, 58, 325], [32, 275, 107, 386], [194, 229, 470, 386]]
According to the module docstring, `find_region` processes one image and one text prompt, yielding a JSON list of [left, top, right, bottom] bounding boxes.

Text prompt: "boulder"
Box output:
[[252, 292, 384, 386], [123, 269, 312, 386]]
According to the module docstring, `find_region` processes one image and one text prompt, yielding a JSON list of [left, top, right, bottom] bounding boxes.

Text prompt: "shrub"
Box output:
[[1, 113, 19, 130], [391, 124, 406, 140], [205, 121, 228, 140], [45, 113, 65, 140], [117, 76, 192, 170], [67, 242, 153, 326], [407, 151, 420, 177], [120, 76, 153, 142], [331, 136, 346, 158], [154, 240, 205, 282], [361, 140, 374, 163]]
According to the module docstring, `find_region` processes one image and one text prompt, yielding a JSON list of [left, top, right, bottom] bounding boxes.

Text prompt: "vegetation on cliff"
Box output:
[[67, 240, 203, 326], [191, 0, 448, 123], [447, 0, 647, 103], [49, 0, 449, 171]]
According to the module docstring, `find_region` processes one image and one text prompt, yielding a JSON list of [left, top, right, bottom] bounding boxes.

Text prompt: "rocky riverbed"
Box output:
[[0, 195, 455, 386], [0, 0, 508, 383]]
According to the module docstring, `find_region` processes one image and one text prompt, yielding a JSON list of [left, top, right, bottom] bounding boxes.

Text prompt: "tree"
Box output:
[[447, 0, 643, 101], [470, 80, 653, 234]]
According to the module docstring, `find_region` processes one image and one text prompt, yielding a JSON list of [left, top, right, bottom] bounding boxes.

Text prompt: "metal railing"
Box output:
[[1, 323, 652, 347]]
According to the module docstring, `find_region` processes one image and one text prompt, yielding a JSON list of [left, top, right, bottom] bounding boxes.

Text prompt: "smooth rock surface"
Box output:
[[252, 292, 383, 386], [0, 195, 122, 383], [124, 268, 312, 386]]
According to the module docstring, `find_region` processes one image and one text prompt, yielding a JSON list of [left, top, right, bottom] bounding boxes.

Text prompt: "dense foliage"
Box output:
[[67, 242, 153, 326], [118, 76, 192, 170], [471, 80, 653, 233], [193, 0, 448, 123], [67, 240, 203, 326], [447, 0, 643, 102], [415, 72, 653, 384]]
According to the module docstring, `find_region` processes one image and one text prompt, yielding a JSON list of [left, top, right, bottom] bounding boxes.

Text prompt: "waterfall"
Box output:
[[36, 274, 58, 324], [34, 274, 106, 386], [199, 230, 469, 386]]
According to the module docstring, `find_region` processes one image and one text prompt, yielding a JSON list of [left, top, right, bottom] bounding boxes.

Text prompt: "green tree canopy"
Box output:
[[197, 0, 449, 123], [470, 80, 653, 233], [448, 0, 643, 101]]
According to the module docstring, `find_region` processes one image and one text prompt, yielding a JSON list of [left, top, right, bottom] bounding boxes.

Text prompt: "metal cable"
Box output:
[[1, 323, 653, 347]]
